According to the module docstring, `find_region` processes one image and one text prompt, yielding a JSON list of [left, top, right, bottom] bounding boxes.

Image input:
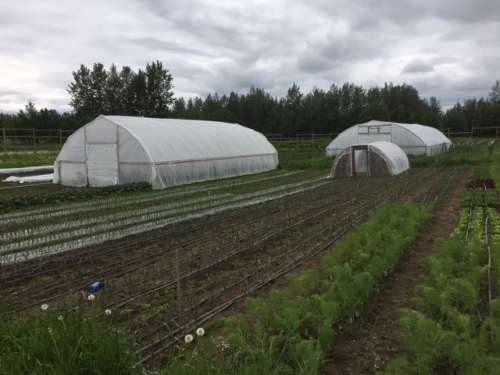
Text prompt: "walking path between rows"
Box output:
[[323, 172, 470, 374]]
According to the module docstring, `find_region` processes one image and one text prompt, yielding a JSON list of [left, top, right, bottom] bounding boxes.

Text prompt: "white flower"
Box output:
[[105, 309, 112, 316], [87, 294, 95, 301], [184, 334, 194, 344], [196, 327, 205, 337], [41, 303, 49, 311], [57, 315, 64, 321]]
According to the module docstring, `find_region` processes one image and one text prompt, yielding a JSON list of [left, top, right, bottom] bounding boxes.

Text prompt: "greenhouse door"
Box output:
[[86, 144, 118, 186], [351, 145, 369, 177]]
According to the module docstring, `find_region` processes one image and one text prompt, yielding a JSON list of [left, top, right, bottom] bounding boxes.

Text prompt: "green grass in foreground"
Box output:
[[160, 203, 431, 374], [0, 305, 137, 375]]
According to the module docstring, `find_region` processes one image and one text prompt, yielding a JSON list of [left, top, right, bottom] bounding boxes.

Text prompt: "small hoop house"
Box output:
[[331, 141, 409, 178], [54, 115, 278, 189]]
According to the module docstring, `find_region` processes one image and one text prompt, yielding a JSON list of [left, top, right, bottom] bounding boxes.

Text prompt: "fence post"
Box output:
[[33, 128, 36, 155], [175, 247, 182, 314], [2, 128, 5, 153], [59, 128, 63, 145]]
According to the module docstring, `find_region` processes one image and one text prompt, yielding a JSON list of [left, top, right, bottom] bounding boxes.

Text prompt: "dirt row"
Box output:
[[0, 167, 466, 367], [323, 169, 471, 374]]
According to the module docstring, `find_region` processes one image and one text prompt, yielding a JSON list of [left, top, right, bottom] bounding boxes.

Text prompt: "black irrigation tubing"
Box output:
[[135, 173, 452, 365], [133, 197, 384, 346], [112, 176, 411, 310], [1, 179, 346, 284], [7, 199, 342, 311], [111, 181, 404, 318], [1, 177, 335, 272], [3, 173, 394, 284], [63, 183, 389, 315], [107, 196, 373, 310], [0, 170, 313, 228], [5, 184, 371, 312], [2, 168, 432, 275], [135, 202, 379, 367], [3, 169, 431, 313]]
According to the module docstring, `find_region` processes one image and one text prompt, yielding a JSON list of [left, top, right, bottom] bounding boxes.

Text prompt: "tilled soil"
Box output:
[[0, 167, 466, 367], [323, 170, 470, 375]]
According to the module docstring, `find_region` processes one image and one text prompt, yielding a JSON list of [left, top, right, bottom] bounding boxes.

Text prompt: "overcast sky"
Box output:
[[1, 0, 499, 113]]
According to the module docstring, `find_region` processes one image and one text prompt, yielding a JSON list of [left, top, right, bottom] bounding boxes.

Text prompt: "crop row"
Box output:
[[0, 178, 329, 264], [5, 180, 359, 311], [385, 193, 500, 373], [159, 203, 432, 374], [1, 175, 348, 286], [0, 170, 303, 227]]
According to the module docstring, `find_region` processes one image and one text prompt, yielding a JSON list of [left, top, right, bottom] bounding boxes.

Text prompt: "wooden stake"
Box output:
[[175, 247, 181, 313]]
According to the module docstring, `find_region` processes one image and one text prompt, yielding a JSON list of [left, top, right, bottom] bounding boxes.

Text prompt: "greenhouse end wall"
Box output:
[[54, 116, 279, 189]]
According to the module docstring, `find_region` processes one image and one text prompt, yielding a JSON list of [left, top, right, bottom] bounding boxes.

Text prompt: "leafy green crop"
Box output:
[[387, 203, 500, 374], [0, 183, 151, 212], [160, 203, 431, 374]]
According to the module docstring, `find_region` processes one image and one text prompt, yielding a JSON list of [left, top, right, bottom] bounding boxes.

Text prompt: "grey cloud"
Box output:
[[403, 59, 435, 74], [126, 37, 215, 57], [1, 0, 499, 112]]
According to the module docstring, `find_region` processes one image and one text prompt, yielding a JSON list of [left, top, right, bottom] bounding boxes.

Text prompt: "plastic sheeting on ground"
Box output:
[[4, 173, 54, 183], [0, 165, 54, 175]]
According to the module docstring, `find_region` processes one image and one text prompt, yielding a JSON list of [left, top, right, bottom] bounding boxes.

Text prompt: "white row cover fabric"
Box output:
[[326, 120, 452, 156], [331, 141, 410, 177], [53, 115, 278, 189], [0, 165, 53, 175], [4, 173, 54, 183]]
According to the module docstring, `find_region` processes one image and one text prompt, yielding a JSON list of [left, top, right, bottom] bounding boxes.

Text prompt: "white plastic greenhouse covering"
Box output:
[[331, 141, 410, 177], [53, 115, 278, 189], [326, 120, 452, 156]]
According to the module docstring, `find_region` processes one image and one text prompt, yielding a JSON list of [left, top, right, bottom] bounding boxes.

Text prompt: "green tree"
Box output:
[[489, 80, 500, 103], [145, 60, 174, 117], [105, 64, 123, 114]]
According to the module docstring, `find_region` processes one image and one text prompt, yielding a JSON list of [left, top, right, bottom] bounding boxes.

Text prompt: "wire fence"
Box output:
[[0, 126, 498, 154], [0, 128, 73, 154]]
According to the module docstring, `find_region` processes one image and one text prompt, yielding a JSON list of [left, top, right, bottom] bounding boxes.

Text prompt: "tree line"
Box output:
[[1, 61, 499, 137]]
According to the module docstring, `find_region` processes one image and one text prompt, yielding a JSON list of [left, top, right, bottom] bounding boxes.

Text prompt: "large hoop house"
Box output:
[[54, 115, 278, 189], [331, 141, 410, 178], [326, 120, 452, 156]]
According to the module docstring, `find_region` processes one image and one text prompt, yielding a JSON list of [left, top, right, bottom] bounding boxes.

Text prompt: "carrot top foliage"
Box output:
[[160, 203, 431, 374]]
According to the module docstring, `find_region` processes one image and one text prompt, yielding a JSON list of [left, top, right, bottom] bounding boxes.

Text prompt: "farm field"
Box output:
[[0, 142, 498, 374], [1, 165, 466, 368]]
